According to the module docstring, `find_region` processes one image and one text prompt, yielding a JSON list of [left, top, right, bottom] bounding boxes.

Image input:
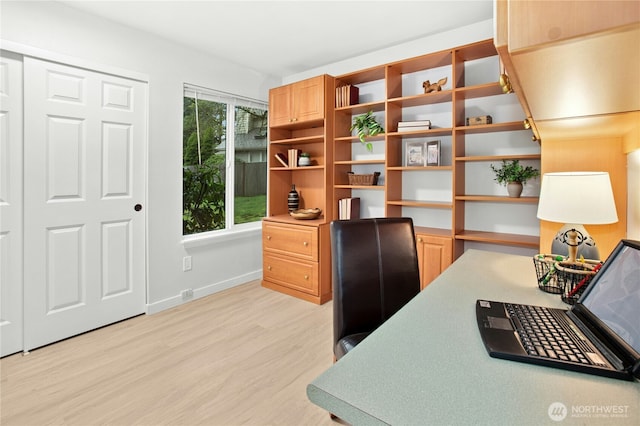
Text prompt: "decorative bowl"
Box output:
[[289, 208, 322, 220]]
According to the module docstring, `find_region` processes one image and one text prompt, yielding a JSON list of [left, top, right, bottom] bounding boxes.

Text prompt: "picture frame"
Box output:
[[426, 140, 440, 166], [405, 142, 425, 167]]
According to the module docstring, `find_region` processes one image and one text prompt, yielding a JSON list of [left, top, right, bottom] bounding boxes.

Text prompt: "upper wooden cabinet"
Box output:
[[269, 75, 325, 127], [495, 0, 640, 130], [507, 0, 639, 51]]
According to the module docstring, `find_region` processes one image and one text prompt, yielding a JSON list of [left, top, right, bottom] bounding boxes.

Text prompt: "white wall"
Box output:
[[1, 1, 280, 312], [284, 20, 493, 83]]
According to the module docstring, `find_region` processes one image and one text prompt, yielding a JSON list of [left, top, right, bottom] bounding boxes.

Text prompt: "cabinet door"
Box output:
[[416, 234, 453, 290], [268, 84, 292, 127], [291, 75, 324, 124], [508, 0, 640, 51], [268, 76, 325, 127]]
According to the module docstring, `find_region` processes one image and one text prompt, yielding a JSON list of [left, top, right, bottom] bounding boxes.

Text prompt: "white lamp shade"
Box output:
[[536, 172, 618, 224]]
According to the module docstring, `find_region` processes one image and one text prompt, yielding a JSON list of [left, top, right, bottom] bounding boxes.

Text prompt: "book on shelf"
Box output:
[[274, 152, 289, 168], [398, 125, 431, 132], [335, 84, 359, 108], [398, 120, 431, 132], [398, 120, 431, 127], [338, 197, 361, 220], [288, 149, 300, 168]]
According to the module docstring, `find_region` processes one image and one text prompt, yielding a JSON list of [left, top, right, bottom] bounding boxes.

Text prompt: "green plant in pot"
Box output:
[[350, 111, 384, 152], [490, 159, 539, 198]]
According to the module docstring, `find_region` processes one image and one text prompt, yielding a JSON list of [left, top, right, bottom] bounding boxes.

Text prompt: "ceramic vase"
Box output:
[[298, 156, 311, 166], [288, 184, 299, 212], [507, 181, 523, 198]]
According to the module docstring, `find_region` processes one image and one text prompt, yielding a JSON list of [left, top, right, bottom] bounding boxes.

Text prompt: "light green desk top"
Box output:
[[307, 249, 640, 425]]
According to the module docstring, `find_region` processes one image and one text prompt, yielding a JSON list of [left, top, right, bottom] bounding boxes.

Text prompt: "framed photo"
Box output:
[[426, 140, 440, 166], [405, 142, 425, 167]]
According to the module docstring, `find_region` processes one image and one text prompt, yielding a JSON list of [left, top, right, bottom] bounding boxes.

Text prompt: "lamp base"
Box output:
[[550, 224, 601, 261]]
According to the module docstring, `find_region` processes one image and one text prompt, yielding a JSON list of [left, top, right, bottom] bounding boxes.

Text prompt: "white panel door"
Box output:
[[23, 57, 147, 351], [0, 52, 24, 357]]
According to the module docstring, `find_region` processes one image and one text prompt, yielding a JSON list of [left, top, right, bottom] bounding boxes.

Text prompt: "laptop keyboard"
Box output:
[[505, 303, 607, 367]]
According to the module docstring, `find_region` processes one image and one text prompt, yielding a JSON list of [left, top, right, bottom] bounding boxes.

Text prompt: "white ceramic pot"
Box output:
[[507, 181, 523, 197], [298, 156, 311, 166]]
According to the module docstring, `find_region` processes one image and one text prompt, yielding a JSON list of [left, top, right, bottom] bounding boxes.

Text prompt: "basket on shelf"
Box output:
[[347, 171, 380, 186], [555, 259, 602, 305], [532, 254, 564, 294]]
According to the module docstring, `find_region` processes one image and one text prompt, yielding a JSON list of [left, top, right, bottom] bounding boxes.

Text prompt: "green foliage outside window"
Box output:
[[183, 157, 226, 234], [183, 97, 227, 234]]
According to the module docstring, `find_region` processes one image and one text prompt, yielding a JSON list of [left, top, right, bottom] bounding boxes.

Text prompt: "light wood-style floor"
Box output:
[[1, 280, 342, 426]]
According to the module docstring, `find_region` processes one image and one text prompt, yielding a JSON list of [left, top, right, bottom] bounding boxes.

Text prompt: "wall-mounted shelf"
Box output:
[[332, 38, 540, 259], [455, 230, 539, 248], [455, 195, 538, 203]]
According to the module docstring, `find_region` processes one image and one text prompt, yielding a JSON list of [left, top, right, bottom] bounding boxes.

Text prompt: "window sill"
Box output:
[[181, 223, 261, 249]]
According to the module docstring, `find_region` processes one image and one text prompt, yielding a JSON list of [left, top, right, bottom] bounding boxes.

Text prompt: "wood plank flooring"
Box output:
[[0, 281, 342, 425]]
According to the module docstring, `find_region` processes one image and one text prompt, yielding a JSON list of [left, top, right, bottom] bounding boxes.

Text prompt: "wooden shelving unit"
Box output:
[[262, 74, 335, 304], [332, 38, 540, 262], [263, 39, 542, 301]]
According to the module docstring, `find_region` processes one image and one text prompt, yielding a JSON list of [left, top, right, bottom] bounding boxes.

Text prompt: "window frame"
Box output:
[[182, 83, 268, 243]]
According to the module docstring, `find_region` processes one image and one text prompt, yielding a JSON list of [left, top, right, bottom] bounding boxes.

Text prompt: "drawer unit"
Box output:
[[261, 219, 331, 304]]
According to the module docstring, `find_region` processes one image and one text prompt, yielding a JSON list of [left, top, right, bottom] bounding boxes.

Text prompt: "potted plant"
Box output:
[[490, 159, 539, 197], [350, 111, 384, 152]]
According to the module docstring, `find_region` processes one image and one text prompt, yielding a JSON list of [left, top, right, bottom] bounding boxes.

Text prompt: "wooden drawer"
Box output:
[[263, 254, 319, 295], [263, 221, 318, 261]]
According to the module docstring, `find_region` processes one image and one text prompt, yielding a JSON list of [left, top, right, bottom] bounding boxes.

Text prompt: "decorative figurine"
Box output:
[[423, 77, 448, 93]]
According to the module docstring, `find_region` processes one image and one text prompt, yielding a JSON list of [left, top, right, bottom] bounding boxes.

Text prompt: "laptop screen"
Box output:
[[579, 240, 640, 354]]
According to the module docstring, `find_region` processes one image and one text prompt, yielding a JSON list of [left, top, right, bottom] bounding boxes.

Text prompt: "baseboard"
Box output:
[[146, 270, 262, 314]]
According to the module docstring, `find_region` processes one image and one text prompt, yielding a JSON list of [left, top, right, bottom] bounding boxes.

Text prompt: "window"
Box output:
[[183, 84, 267, 236]]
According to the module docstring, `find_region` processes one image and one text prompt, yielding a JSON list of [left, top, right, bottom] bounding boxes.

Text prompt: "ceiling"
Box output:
[[58, 0, 493, 78]]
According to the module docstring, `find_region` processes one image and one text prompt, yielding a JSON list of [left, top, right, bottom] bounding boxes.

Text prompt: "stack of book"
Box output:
[[397, 120, 431, 132], [335, 84, 359, 108], [274, 149, 301, 168], [338, 197, 360, 220]]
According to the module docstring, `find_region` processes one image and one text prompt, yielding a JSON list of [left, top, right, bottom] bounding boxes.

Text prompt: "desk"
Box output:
[[307, 249, 640, 425]]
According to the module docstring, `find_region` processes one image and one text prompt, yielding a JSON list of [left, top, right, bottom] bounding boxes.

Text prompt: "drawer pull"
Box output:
[[266, 235, 271, 240], [304, 275, 309, 280], [303, 241, 308, 247], [267, 265, 272, 271]]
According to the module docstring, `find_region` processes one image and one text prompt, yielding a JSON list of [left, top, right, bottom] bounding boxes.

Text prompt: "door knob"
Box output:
[[134, 204, 142, 211]]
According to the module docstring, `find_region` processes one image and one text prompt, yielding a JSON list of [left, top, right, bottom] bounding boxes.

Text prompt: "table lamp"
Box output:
[[536, 172, 618, 263]]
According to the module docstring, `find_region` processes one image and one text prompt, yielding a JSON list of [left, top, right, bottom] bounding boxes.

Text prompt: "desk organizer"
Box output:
[[533, 254, 564, 294], [555, 259, 602, 304]]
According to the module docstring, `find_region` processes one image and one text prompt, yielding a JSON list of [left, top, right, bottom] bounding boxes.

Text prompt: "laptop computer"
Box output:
[[476, 239, 640, 381]]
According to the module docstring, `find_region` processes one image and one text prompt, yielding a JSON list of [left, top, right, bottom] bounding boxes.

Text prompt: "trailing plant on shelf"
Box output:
[[350, 111, 384, 151], [490, 159, 539, 197]]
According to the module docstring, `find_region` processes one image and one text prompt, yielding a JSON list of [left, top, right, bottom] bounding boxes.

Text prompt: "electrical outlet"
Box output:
[[183, 256, 192, 271], [181, 288, 194, 300]]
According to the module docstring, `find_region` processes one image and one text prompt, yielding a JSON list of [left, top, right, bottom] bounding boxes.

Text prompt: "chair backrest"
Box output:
[[330, 217, 421, 351]]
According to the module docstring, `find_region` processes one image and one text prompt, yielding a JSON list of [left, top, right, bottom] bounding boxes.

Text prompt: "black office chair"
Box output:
[[330, 217, 421, 360]]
